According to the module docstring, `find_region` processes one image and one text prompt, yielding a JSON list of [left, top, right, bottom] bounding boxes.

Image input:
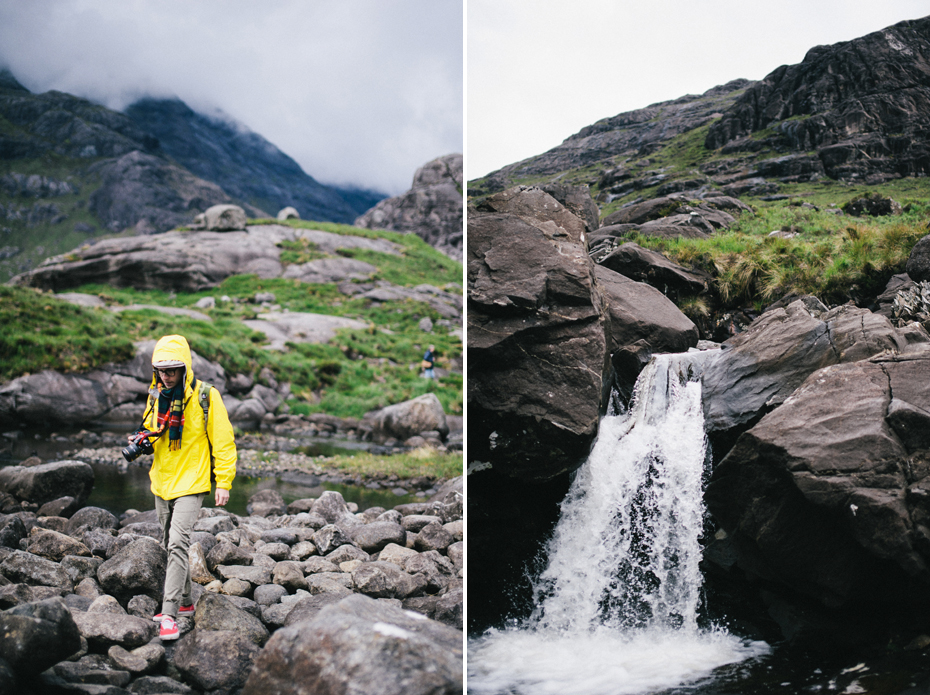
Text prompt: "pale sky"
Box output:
[[468, 0, 929, 181], [0, 0, 463, 196]]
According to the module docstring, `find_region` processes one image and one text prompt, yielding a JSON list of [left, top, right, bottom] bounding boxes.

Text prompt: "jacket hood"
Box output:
[[150, 335, 194, 394]]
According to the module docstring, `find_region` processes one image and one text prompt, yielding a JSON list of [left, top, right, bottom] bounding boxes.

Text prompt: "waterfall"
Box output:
[[468, 351, 768, 695]]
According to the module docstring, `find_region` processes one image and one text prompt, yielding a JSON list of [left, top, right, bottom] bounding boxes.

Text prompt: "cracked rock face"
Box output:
[[467, 186, 612, 482], [701, 298, 910, 436], [706, 347, 930, 608], [354, 153, 463, 261]]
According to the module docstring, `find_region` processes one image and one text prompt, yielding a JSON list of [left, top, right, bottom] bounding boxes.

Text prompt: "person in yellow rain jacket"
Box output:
[[132, 334, 236, 640]]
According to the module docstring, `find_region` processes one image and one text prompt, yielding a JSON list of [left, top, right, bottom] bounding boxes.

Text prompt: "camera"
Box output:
[[122, 430, 155, 463]]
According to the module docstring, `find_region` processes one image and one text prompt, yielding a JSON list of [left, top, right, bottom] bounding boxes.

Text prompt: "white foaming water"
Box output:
[[468, 353, 769, 695]]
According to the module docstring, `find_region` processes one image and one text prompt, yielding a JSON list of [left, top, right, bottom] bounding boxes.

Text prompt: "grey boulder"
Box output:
[[242, 594, 462, 695]]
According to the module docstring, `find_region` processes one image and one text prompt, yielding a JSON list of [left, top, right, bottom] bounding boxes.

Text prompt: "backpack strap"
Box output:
[[198, 380, 214, 464]]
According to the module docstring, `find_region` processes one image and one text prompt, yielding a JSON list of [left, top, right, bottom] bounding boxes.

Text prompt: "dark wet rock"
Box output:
[[25, 526, 92, 561], [96, 537, 166, 601], [0, 516, 26, 550], [37, 496, 78, 518], [0, 461, 94, 507], [242, 594, 462, 695], [468, 186, 612, 482], [0, 549, 72, 590], [192, 592, 269, 646], [598, 242, 706, 297], [0, 597, 81, 675], [907, 235, 930, 283], [174, 627, 261, 693], [702, 299, 908, 439], [706, 348, 930, 609]]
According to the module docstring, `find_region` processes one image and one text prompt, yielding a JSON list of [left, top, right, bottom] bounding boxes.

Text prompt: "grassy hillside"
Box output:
[[1, 219, 463, 421]]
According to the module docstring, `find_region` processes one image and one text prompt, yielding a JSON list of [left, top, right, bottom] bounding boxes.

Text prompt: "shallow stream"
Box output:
[[1, 428, 419, 516]]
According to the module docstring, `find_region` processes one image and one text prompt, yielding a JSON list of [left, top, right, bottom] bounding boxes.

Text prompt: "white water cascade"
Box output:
[[468, 352, 769, 695]]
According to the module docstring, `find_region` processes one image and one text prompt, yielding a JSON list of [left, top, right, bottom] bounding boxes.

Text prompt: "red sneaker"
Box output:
[[159, 616, 180, 641], [152, 604, 195, 622]]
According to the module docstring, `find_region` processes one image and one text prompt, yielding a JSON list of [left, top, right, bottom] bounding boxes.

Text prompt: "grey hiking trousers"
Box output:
[[155, 493, 204, 617]]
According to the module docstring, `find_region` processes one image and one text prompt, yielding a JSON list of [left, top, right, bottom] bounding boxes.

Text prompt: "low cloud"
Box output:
[[0, 0, 462, 195]]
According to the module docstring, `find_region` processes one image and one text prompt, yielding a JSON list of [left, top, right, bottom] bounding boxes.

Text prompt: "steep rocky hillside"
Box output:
[[124, 98, 383, 224], [355, 153, 463, 261], [470, 16, 930, 219]]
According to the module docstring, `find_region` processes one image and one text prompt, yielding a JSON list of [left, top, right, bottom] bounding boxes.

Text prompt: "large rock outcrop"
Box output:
[[355, 153, 463, 261], [705, 16, 930, 182], [701, 298, 920, 438], [9, 224, 399, 293], [468, 185, 700, 482], [468, 186, 612, 482], [706, 347, 930, 612]]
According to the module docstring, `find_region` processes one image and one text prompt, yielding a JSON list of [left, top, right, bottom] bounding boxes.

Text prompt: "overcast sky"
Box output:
[[468, 0, 929, 181], [0, 0, 463, 196]]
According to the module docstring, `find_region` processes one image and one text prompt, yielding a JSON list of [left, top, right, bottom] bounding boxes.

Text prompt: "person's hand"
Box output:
[[215, 488, 229, 506]]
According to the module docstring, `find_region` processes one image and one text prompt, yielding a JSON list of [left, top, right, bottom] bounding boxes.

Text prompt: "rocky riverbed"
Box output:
[[0, 459, 463, 694]]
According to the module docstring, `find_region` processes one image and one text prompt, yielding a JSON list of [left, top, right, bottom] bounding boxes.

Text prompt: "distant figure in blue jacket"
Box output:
[[423, 345, 436, 379]]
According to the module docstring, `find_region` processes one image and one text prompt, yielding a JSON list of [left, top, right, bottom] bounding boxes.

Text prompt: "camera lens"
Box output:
[[122, 442, 142, 463]]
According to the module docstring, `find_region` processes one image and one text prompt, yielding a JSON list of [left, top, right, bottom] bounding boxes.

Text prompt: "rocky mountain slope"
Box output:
[[354, 153, 463, 261], [124, 98, 383, 224], [0, 69, 386, 283], [470, 16, 930, 213]]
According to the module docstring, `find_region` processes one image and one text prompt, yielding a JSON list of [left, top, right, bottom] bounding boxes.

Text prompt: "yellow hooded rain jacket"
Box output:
[[144, 335, 237, 500]]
